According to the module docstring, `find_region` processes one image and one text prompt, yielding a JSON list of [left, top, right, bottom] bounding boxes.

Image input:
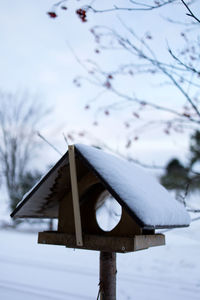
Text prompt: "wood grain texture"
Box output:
[[100, 252, 116, 300], [38, 232, 165, 253], [68, 145, 83, 246]]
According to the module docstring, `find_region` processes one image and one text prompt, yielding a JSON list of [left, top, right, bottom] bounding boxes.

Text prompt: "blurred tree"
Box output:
[[10, 170, 42, 212], [161, 159, 189, 191], [190, 130, 200, 167], [161, 130, 200, 207], [0, 91, 49, 213]]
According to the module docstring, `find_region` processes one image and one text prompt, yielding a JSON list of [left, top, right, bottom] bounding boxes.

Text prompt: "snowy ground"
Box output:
[[0, 221, 200, 300]]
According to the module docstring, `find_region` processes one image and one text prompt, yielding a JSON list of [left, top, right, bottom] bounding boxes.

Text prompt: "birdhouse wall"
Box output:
[[58, 155, 100, 233], [58, 152, 143, 237], [58, 180, 142, 237], [110, 209, 142, 237], [58, 191, 75, 234]]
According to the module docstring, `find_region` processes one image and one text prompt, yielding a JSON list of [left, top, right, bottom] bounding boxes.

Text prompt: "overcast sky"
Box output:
[[0, 0, 196, 169], [1, 0, 199, 219]]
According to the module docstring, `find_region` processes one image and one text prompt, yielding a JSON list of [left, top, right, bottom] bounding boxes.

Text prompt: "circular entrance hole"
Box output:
[[95, 191, 122, 232]]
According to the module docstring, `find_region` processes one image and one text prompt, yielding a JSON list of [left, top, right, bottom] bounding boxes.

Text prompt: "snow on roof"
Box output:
[[11, 143, 190, 229], [75, 144, 190, 228], [10, 153, 70, 218]]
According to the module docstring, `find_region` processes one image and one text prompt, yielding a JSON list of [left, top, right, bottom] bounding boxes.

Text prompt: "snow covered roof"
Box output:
[[11, 144, 190, 229], [11, 153, 69, 219]]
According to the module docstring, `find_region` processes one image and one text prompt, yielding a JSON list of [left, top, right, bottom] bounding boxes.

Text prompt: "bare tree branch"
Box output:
[[181, 0, 200, 23], [85, 0, 178, 14]]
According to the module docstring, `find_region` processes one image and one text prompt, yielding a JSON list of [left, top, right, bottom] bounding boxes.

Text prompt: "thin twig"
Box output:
[[168, 47, 200, 75], [37, 131, 63, 156], [187, 209, 200, 213], [181, 0, 200, 23], [110, 87, 200, 124], [96, 281, 103, 300], [86, 0, 177, 13], [53, 0, 67, 8], [191, 215, 200, 222], [62, 132, 69, 146]]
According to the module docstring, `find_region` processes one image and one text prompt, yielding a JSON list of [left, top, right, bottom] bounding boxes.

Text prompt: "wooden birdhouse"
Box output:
[[11, 144, 190, 253]]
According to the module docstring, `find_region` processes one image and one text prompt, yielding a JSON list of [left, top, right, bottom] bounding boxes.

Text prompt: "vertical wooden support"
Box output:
[[68, 145, 83, 247], [99, 252, 117, 300]]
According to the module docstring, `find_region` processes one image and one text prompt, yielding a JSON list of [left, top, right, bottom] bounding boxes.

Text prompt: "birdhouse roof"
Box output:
[[11, 144, 190, 229]]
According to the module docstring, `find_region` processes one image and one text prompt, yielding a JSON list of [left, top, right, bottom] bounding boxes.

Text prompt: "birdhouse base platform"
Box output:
[[38, 231, 165, 253]]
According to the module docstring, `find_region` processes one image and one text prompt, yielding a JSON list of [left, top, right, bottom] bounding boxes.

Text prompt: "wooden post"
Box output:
[[99, 251, 117, 300], [68, 145, 83, 247]]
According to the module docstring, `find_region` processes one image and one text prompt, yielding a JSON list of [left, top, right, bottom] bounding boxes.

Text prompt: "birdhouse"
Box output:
[[11, 144, 190, 253]]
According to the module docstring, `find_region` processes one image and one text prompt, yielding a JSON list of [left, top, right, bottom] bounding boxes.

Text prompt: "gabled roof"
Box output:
[[11, 144, 190, 229]]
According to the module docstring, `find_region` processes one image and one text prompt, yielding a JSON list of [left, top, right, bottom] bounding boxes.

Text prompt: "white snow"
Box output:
[[0, 221, 200, 300], [76, 144, 190, 227]]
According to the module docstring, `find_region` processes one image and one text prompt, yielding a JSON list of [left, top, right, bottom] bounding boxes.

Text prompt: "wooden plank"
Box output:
[[38, 232, 165, 253], [133, 234, 165, 251], [68, 145, 83, 246], [58, 169, 100, 234]]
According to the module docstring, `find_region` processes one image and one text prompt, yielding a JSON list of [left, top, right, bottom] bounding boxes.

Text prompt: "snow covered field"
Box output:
[[0, 222, 200, 300]]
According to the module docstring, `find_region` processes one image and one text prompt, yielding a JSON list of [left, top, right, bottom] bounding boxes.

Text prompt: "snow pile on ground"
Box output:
[[0, 220, 200, 300]]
